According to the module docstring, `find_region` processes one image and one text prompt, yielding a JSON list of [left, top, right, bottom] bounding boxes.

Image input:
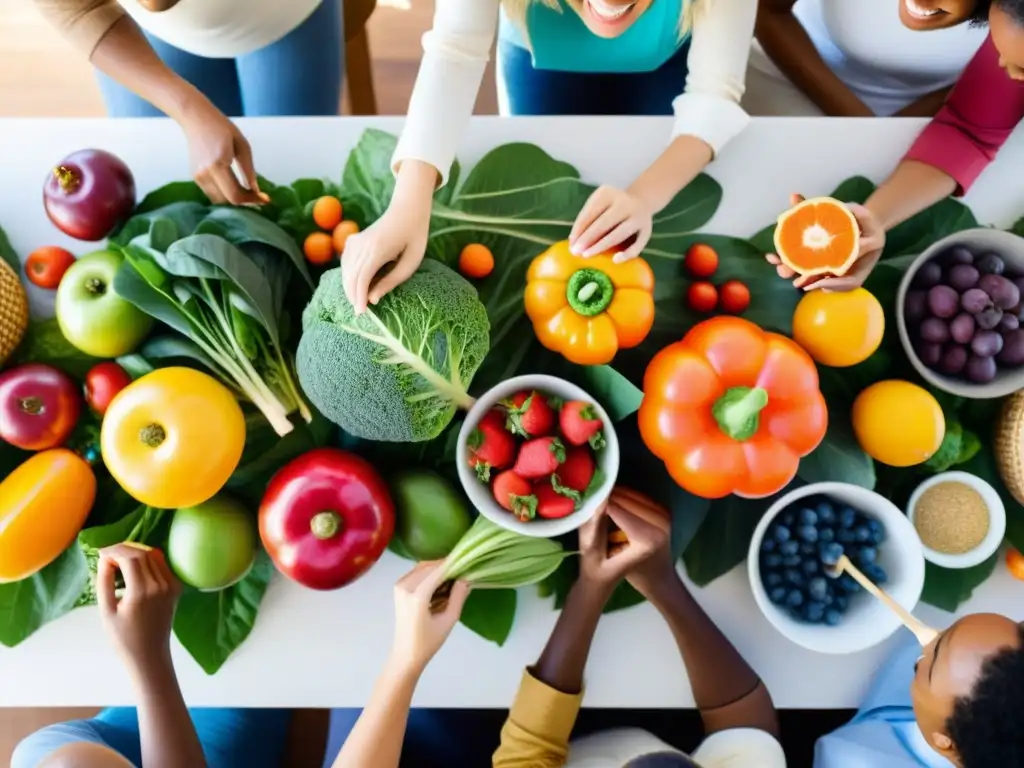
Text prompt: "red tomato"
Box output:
[[0, 363, 81, 450], [83, 362, 132, 416], [24, 246, 76, 289], [719, 280, 751, 315], [684, 243, 719, 278], [687, 281, 718, 314]]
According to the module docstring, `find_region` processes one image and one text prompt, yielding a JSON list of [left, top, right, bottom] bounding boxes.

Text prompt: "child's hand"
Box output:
[[389, 561, 470, 676], [570, 186, 653, 262]]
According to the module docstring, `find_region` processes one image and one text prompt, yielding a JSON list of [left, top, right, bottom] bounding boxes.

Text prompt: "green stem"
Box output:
[[712, 386, 769, 442], [566, 268, 614, 317], [311, 511, 342, 540]]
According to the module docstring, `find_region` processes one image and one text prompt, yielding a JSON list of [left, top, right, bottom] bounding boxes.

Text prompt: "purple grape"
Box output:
[[919, 317, 950, 343], [943, 246, 975, 266], [918, 342, 942, 367], [950, 313, 976, 344], [1013, 277, 1024, 300], [967, 354, 998, 383], [978, 274, 1021, 310], [999, 314, 1020, 332], [971, 329, 1004, 357], [939, 344, 969, 375], [904, 290, 928, 323], [928, 285, 961, 318], [976, 306, 1004, 330], [976, 252, 1006, 275], [997, 329, 1024, 366], [912, 261, 943, 289], [947, 264, 980, 292], [961, 288, 992, 315]]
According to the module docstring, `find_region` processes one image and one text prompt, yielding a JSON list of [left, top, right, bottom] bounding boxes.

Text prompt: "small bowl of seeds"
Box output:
[[907, 471, 1006, 569]]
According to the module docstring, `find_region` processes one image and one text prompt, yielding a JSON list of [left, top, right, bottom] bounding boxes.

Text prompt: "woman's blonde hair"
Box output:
[[502, 0, 706, 44]]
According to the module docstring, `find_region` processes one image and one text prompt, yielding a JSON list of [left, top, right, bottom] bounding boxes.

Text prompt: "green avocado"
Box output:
[[389, 470, 471, 561]]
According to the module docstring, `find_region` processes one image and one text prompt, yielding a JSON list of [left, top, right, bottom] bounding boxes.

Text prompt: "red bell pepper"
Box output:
[[259, 447, 395, 590]]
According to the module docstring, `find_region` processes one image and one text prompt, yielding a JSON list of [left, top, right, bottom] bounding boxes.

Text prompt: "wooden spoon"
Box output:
[[829, 555, 938, 646]]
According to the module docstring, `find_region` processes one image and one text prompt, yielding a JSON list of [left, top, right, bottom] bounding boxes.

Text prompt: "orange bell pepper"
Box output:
[[638, 316, 828, 499], [0, 448, 96, 582], [524, 241, 655, 366]]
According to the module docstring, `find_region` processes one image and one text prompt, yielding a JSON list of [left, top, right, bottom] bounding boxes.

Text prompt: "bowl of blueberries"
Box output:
[[747, 482, 926, 655]]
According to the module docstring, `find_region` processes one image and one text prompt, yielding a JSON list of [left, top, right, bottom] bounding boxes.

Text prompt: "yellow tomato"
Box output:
[[791, 288, 885, 368], [101, 367, 246, 509], [852, 380, 944, 467], [0, 449, 95, 582]]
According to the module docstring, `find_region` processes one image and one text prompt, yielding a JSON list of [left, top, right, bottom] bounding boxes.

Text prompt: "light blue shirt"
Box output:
[[815, 635, 955, 768]]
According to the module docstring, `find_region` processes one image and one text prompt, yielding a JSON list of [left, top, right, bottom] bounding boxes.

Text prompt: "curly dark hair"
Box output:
[[977, 0, 1024, 24], [946, 625, 1024, 768]]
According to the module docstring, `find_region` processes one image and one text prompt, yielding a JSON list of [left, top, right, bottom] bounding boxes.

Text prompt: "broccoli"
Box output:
[[296, 259, 490, 442]]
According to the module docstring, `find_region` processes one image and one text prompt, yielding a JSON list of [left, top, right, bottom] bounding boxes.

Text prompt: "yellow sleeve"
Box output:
[[492, 669, 584, 768], [33, 0, 125, 58]]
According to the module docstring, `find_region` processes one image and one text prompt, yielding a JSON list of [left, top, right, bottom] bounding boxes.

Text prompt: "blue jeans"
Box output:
[[497, 39, 691, 116], [96, 0, 343, 117]]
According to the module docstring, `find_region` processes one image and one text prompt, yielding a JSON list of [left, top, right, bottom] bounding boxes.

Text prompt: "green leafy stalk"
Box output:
[[440, 517, 573, 589]]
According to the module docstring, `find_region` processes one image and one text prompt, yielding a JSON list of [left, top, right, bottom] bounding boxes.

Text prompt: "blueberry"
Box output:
[[858, 546, 878, 565], [774, 525, 792, 543], [781, 510, 797, 528], [762, 553, 783, 569], [805, 601, 826, 623], [838, 529, 858, 545], [764, 572, 783, 588], [782, 555, 803, 568], [769, 586, 788, 605], [822, 592, 834, 606], [798, 507, 818, 527], [824, 609, 842, 626], [820, 542, 844, 566], [779, 540, 800, 556], [799, 542, 818, 556], [839, 507, 857, 529], [839, 574, 860, 593], [815, 501, 837, 525], [785, 589, 804, 608], [818, 527, 835, 543], [834, 595, 849, 612], [761, 537, 777, 553], [798, 525, 819, 543], [868, 520, 886, 545], [784, 569, 804, 586], [865, 564, 888, 585], [854, 525, 872, 543], [802, 559, 820, 577], [808, 577, 829, 602]]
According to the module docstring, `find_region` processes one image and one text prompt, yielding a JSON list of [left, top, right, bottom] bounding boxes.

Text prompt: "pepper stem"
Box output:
[[18, 397, 43, 416], [712, 386, 769, 442], [566, 268, 614, 317], [139, 423, 166, 448], [53, 166, 80, 194], [311, 511, 342, 540], [85, 277, 106, 296]]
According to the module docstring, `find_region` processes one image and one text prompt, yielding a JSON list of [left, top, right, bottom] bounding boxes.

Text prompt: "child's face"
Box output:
[[990, 3, 1024, 80], [564, 0, 657, 38]]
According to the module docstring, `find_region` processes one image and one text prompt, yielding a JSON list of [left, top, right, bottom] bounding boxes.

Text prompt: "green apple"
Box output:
[[167, 495, 257, 592], [55, 249, 153, 357]]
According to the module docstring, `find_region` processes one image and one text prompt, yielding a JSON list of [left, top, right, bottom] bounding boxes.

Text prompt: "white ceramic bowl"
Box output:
[[906, 471, 1006, 569], [748, 482, 926, 655], [456, 374, 619, 538]]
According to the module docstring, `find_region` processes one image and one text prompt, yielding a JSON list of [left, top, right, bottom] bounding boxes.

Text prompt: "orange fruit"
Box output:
[[312, 196, 343, 231], [1007, 548, 1024, 581], [774, 197, 860, 278], [303, 232, 335, 265], [332, 221, 360, 254], [458, 243, 494, 279]]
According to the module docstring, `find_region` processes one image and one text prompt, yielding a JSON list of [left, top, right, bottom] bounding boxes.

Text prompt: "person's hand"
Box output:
[[97, 543, 182, 674], [578, 488, 670, 593], [178, 94, 264, 206], [610, 488, 678, 600], [569, 185, 653, 262], [765, 193, 886, 291], [342, 193, 432, 315], [389, 561, 470, 675]]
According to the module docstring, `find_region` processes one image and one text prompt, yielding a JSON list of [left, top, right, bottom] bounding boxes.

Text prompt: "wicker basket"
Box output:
[[0, 259, 28, 367], [995, 391, 1024, 506]]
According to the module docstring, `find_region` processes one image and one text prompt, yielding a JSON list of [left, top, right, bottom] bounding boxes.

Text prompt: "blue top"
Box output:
[[499, 0, 688, 73], [815, 635, 956, 768]]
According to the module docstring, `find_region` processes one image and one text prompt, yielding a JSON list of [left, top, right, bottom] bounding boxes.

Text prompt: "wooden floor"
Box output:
[[0, 2, 494, 760]]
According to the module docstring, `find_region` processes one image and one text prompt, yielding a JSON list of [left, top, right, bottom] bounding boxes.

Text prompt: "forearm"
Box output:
[[531, 580, 609, 694], [755, 14, 872, 117], [131, 656, 207, 768], [331, 658, 420, 768], [628, 135, 713, 216], [893, 87, 951, 118], [864, 160, 957, 231]]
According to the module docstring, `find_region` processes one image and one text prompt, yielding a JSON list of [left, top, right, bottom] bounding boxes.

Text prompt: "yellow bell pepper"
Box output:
[[524, 241, 655, 366]]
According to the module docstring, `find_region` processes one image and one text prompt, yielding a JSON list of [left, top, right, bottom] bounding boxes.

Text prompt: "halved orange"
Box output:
[[774, 197, 860, 278]]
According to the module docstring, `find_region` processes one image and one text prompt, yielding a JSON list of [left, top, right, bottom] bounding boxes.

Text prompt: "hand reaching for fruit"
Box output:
[[569, 185, 653, 262], [766, 194, 886, 292], [578, 488, 669, 591], [390, 561, 470, 675]]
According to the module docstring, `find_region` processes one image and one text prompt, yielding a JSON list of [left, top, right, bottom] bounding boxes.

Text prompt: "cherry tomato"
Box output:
[[719, 279, 751, 315], [84, 361, 132, 416], [24, 246, 76, 289], [684, 243, 719, 278], [687, 281, 718, 314]]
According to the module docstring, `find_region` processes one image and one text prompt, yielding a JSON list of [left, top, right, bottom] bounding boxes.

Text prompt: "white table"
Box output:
[[1, 116, 1023, 709]]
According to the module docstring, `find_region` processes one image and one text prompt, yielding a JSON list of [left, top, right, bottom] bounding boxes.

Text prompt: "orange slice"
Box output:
[[773, 197, 860, 278]]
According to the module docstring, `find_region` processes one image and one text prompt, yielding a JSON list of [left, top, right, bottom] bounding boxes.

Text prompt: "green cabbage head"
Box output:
[[296, 259, 491, 442]]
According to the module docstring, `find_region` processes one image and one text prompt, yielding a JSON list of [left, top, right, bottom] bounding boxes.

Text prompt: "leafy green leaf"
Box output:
[[798, 414, 875, 489], [573, 365, 643, 422], [0, 547, 89, 647], [459, 588, 517, 646], [173, 550, 274, 675], [12, 318, 100, 379], [74, 506, 167, 608], [0, 224, 20, 273], [135, 182, 209, 214], [921, 553, 999, 613]]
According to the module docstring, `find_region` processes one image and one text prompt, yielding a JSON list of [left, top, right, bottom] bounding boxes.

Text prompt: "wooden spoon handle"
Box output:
[[837, 556, 937, 646]]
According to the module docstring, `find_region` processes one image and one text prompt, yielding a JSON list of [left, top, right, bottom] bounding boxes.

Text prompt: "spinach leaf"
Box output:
[[12, 317, 100, 379], [0, 546, 89, 648], [459, 589, 517, 646]]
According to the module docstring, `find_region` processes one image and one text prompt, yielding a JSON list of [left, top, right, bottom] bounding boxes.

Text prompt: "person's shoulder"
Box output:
[[691, 728, 786, 768]]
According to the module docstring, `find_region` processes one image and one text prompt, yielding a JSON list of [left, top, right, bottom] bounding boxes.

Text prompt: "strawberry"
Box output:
[[492, 470, 537, 521], [559, 400, 606, 449], [467, 409, 516, 481], [514, 437, 566, 479], [535, 480, 577, 519], [556, 445, 596, 494], [502, 390, 556, 437]]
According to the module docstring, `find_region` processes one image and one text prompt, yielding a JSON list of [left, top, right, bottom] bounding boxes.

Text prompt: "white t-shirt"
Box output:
[[119, 0, 322, 58], [746, 0, 987, 116], [568, 727, 788, 767]]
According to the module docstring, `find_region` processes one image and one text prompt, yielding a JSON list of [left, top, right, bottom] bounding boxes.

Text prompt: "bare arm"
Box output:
[[131, 659, 208, 768], [864, 160, 957, 232], [755, 0, 873, 117], [893, 86, 952, 118]]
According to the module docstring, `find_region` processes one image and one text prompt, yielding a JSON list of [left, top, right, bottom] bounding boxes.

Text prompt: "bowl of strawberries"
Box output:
[[456, 374, 620, 537]]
